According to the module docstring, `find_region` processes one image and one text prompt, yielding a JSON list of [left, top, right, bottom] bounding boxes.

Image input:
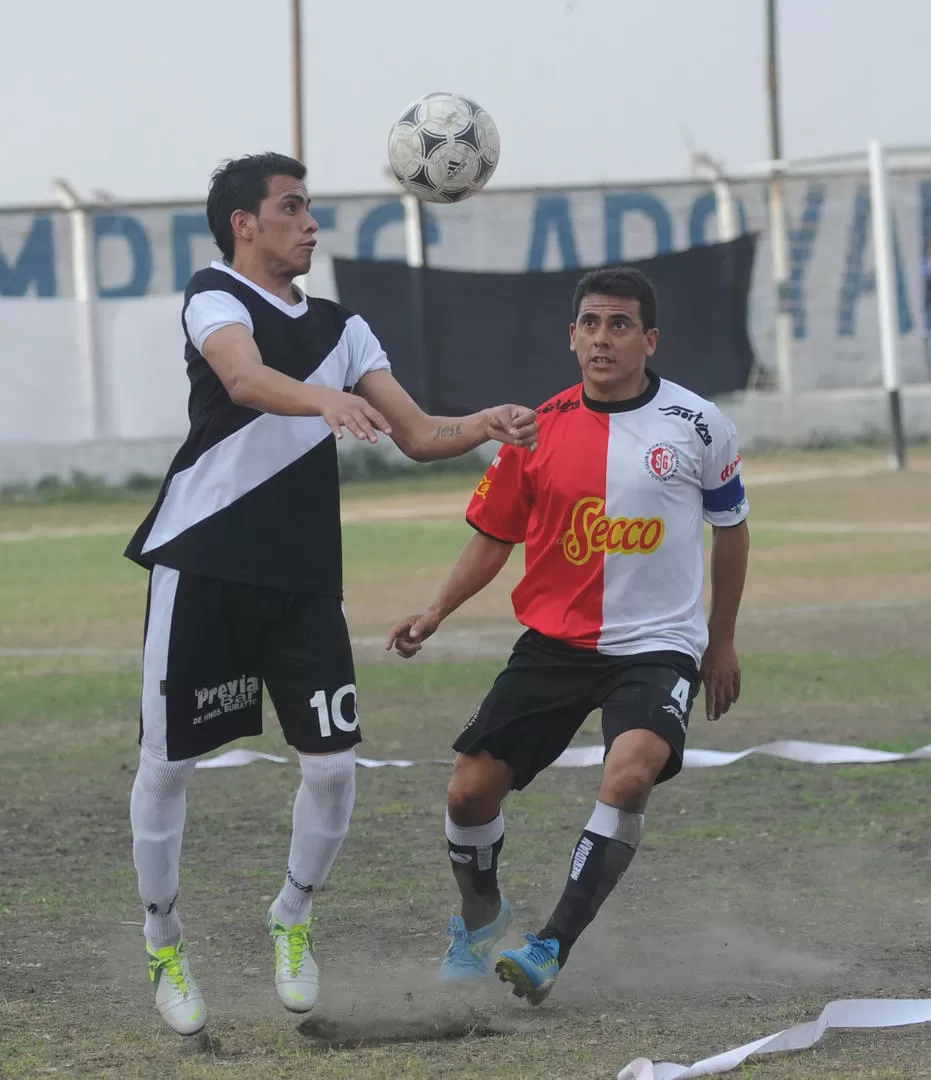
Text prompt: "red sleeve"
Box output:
[[465, 446, 532, 544]]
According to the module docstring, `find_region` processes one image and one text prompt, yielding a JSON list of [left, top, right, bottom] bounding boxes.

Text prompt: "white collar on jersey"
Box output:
[[211, 260, 308, 319]]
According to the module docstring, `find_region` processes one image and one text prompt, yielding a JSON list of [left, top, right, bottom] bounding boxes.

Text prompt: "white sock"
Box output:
[[272, 748, 356, 927], [130, 747, 196, 948]]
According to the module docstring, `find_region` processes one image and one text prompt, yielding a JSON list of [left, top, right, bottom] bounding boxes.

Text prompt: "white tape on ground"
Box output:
[[564, 739, 931, 769], [194, 749, 435, 769], [195, 749, 288, 768], [617, 998, 931, 1080], [195, 740, 931, 771]]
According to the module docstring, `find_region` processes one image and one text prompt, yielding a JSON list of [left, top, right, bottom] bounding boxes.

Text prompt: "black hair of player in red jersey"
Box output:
[[206, 153, 307, 262], [572, 267, 658, 331]]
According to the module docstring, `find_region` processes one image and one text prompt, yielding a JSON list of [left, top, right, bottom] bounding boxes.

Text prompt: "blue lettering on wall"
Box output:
[[527, 196, 580, 270], [687, 192, 749, 248], [921, 181, 931, 332], [94, 214, 153, 298], [313, 206, 336, 232], [604, 193, 673, 263], [357, 202, 439, 260], [894, 221, 916, 335], [0, 216, 56, 297], [786, 184, 825, 340], [171, 213, 211, 291], [838, 190, 913, 337]]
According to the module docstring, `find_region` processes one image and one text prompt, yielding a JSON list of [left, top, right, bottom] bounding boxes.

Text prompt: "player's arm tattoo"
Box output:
[[433, 423, 463, 440]]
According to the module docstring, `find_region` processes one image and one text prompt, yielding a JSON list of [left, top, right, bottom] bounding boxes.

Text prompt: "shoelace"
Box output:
[[275, 924, 312, 976], [522, 934, 557, 969], [159, 950, 191, 995], [445, 918, 484, 964]]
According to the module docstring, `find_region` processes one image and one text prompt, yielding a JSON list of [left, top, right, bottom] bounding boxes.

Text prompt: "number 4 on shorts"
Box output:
[[309, 684, 359, 738], [670, 677, 691, 712]]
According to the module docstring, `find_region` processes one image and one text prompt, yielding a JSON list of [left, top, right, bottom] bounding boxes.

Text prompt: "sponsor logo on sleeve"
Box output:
[[474, 454, 502, 499], [560, 497, 665, 566], [720, 455, 741, 482]]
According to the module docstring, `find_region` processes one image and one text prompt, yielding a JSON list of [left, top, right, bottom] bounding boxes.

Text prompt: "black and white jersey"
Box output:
[[125, 261, 390, 594]]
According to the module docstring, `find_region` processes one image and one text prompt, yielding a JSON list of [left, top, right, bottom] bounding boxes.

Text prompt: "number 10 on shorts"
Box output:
[[309, 684, 359, 738]]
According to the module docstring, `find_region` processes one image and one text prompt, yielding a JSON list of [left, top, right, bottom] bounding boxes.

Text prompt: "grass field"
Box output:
[[2, 448, 931, 1080]]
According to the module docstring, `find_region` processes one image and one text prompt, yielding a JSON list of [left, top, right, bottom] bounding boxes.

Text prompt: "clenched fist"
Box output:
[[484, 405, 538, 451]]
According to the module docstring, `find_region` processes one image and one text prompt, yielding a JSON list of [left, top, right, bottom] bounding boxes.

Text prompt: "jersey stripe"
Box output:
[[140, 342, 349, 556], [140, 565, 180, 758]]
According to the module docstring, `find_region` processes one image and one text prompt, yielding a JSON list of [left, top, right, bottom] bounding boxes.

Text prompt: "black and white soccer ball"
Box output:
[[387, 92, 500, 204]]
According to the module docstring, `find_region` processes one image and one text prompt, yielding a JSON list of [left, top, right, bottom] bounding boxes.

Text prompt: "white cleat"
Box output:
[[267, 907, 319, 1013], [146, 938, 207, 1035]]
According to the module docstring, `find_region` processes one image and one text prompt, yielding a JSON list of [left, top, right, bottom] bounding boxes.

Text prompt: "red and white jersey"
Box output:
[[466, 372, 748, 665]]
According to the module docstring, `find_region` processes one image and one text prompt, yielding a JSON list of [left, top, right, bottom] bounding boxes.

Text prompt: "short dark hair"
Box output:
[[206, 153, 307, 261], [572, 267, 658, 330]]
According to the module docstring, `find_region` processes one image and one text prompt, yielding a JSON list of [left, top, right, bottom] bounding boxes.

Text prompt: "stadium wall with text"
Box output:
[[1, 170, 930, 448]]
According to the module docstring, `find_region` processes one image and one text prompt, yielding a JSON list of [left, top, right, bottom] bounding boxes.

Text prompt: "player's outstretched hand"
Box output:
[[484, 405, 538, 451], [310, 386, 392, 444], [700, 640, 741, 721], [385, 609, 442, 659]]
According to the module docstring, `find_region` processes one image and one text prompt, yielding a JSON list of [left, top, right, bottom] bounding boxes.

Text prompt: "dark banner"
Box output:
[[333, 234, 757, 413]]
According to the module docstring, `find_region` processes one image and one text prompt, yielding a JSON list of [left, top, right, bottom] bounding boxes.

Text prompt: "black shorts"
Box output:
[[139, 566, 361, 761], [453, 630, 700, 790]]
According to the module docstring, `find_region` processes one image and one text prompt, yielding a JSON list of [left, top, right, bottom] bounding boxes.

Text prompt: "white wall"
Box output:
[[1, 387, 930, 487]]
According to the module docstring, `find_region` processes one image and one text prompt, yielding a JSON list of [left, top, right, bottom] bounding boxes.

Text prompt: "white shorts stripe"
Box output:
[[140, 565, 180, 759]]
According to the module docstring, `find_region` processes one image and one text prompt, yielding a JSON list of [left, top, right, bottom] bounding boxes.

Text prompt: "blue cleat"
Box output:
[[439, 897, 513, 982], [495, 933, 560, 1005]]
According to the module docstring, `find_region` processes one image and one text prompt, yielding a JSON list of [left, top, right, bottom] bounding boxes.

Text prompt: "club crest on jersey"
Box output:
[[560, 497, 664, 566], [644, 442, 680, 482]]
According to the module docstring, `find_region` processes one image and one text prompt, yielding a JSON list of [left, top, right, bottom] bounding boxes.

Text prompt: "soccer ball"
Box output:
[[387, 92, 500, 204]]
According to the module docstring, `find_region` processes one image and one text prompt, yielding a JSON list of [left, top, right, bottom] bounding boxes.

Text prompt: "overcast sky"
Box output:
[[3, 0, 929, 205]]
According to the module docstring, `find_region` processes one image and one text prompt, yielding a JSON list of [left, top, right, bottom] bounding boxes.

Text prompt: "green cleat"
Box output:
[[267, 907, 319, 1013], [146, 938, 207, 1035]]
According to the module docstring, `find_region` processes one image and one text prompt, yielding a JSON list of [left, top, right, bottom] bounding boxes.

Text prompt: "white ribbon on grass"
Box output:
[[564, 739, 931, 768], [617, 998, 931, 1079], [196, 740, 931, 770], [195, 750, 423, 769], [195, 749, 288, 768]]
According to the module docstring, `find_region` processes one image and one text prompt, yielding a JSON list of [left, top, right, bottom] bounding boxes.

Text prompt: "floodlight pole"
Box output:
[[290, 0, 304, 162], [867, 140, 907, 469], [765, 0, 794, 415]]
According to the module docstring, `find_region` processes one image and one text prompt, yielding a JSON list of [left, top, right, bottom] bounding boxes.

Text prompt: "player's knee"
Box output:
[[599, 757, 661, 807], [297, 748, 356, 826], [134, 747, 196, 800], [299, 745, 354, 778], [447, 755, 507, 825]]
